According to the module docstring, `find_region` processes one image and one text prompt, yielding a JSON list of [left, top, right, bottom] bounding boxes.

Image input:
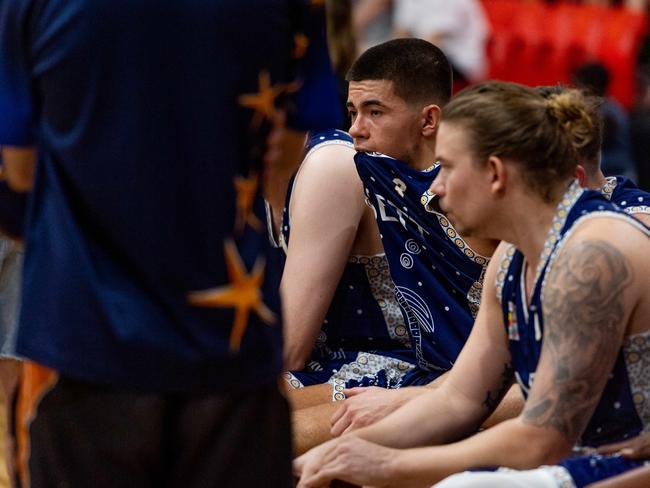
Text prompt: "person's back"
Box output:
[[6, 0, 299, 389], [0, 0, 342, 485]]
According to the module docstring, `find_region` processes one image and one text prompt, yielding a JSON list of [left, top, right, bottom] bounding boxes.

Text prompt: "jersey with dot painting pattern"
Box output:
[[278, 131, 416, 391], [497, 181, 650, 448], [601, 175, 650, 217], [354, 152, 489, 375]]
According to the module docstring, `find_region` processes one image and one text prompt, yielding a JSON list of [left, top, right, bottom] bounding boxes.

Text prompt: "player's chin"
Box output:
[[353, 141, 373, 153]]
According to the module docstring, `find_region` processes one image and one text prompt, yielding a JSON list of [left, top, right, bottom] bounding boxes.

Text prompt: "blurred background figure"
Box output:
[[630, 36, 650, 190], [392, 0, 489, 85], [351, 0, 488, 87], [326, 0, 357, 129], [573, 62, 636, 179]]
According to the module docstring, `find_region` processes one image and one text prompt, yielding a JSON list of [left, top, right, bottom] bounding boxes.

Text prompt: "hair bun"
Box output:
[[545, 90, 593, 150]]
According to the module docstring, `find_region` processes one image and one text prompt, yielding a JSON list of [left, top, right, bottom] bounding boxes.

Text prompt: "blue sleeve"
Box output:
[[287, 3, 344, 131], [0, 0, 35, 146]]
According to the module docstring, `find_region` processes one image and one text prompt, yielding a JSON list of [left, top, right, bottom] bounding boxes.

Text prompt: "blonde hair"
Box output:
[[443, 81, 593, 201]]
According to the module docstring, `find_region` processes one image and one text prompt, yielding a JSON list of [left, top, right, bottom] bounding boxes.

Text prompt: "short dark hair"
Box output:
[[346, 38, 452, 107]]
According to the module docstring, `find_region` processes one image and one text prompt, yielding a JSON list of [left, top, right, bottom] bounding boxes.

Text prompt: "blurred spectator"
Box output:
[[327, 0, 357, 129], [583, 0, 647, 10], [573, 62, 637, 180], [353, 0, 393, 53], [630, 36, 650, 190], [392, 0, 489, 83]]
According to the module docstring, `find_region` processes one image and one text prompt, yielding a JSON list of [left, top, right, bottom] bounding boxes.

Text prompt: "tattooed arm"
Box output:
[[522, 239, 632, 449], [295, 225, 649, 488]]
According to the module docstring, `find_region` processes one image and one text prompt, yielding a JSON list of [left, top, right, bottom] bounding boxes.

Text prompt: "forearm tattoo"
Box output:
[[483, 362, 515, 412], [522, 240, 632, 442]]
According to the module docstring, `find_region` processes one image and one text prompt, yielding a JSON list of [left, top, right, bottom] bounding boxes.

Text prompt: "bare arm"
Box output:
[[350, 243, 513, 449], [521, 238, 632, 447], [1, 146, 36, 192], [281, 144, 366, 370], [329, 371, 522, 436], [295, 231, 642, 487], [389, 236, 638, 484]]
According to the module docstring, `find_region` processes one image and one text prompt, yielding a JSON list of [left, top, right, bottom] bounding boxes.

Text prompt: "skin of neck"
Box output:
[[577, 159, 607, 190], [585, 170, 608, 190], [491, 180, 572, 269], [410, 139, 437, 171]]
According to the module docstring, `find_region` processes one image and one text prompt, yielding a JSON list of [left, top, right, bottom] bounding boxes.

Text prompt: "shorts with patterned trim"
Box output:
[[284, 350, 435, 401]]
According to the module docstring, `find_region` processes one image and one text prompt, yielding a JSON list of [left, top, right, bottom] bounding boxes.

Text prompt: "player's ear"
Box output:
[[421, 104, 441, 138], [487, 155, 507, 196]]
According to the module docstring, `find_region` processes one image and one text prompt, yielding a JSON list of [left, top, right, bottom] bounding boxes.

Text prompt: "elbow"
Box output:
[[283, 346, 309, 372], [504, 419, 573, 469], [519, 434, 573, 468]]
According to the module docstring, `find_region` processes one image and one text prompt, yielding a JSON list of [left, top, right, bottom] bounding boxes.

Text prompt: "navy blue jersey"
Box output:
[[355, 153, 490, 374], [278, 131, 415, 393], [601, 175, 650, 217], [498, 181, 650, 448], [0, 0, 342, 392]]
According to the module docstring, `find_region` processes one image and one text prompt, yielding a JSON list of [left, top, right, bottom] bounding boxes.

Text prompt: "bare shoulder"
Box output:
[[289, 143, 365, 222], [547, 215, 650, 334], [295, 143, 359, 186], [563, 215, 650, 272]]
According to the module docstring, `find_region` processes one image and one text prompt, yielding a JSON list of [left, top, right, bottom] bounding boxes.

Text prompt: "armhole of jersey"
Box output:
[[495, 243, 517, 305], [303, 138, 354, 162], [539, 210, 650, 303], [264, 200, 282, 249], [625, 205, 650, 216]]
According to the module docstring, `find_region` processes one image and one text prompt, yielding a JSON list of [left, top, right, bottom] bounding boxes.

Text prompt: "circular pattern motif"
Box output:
[[400, 253, 414, 269], [405, 239, 421, 254]]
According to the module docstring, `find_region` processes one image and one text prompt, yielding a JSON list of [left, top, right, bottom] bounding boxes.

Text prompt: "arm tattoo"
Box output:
[[522, 240, 632, 442], [483, 362, 515, 412]]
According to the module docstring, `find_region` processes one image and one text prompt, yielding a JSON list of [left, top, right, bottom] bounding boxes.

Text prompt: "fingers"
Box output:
[[342, 387, 365, 397], [596, 440, 631, 455], [596, 439, 634, 454], [330, 409, 352, 437], [596, 439, 649, 459], [330, 401, 347, 426]]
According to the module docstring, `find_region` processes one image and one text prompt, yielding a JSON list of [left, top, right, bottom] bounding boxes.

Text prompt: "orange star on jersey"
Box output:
[[234, 172, 263, 232], [238, 70, 285, 128], [188, 239, 276, 352]]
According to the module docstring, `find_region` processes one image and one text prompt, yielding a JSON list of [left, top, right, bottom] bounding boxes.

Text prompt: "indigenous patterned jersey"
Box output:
[[498, 181, 650, 447], [279, 131, 410, 353], [601, 175, 650, 216], [355, 152, 490, 374], [277, 131, 415, 394]]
